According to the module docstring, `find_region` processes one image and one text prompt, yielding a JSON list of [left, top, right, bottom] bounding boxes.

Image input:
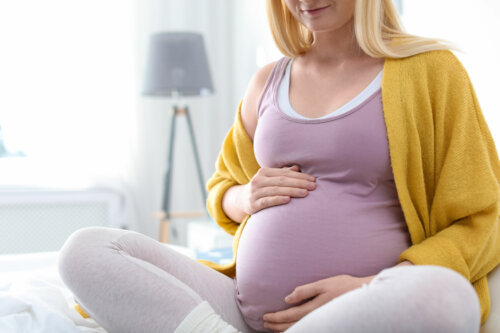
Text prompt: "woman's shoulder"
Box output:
[[390, 49, 466, 76], [386, 49, 470, 90], [247, 59, 280, 98], [240, 58, 286, 141]]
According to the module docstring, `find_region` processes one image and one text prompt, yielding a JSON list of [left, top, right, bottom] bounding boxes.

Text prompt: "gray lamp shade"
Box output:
[[143, 32, 214, 97]]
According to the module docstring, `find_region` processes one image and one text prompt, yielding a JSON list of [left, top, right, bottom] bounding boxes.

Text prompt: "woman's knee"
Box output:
[[372, 265, 480, 332], [58, 227, 122, 288], [413, 265, 481, 333]]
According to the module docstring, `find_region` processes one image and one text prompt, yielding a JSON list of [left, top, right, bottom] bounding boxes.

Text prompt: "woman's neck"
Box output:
[[305, 19, 366, 65]]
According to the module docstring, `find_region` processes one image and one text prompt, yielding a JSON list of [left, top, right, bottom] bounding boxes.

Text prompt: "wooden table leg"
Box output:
[[159, 217, 170, 243], [156, 210, 207, 243], [155, 211, 170, 243]]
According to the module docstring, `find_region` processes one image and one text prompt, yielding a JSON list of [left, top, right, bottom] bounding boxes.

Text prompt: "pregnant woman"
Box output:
[[58, 0, 500, 332]]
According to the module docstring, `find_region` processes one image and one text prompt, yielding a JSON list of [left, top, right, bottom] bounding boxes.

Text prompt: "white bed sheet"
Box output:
[[0, 245, 196, 333], [0, 251, 107, 333]]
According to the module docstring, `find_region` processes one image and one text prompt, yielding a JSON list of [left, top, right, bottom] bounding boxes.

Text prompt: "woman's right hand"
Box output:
[[238, 165, 316, 215]]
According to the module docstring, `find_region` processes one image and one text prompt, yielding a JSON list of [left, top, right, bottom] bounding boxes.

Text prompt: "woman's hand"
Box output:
[[262, 261, 413, 332], [262, 274, 373, 332], [239, 165, 316, 215]]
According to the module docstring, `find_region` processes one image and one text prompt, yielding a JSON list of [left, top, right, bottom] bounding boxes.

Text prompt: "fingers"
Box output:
[[256, 167, 316, 192], [263, 297, 321, 325], [263, 320, 296, 332], [267, 165, 316, 182], [253, 195, 291, 211], [257, 185, 310, 199], [244, 165, 316, 214], [285, 282, 322, 304], [266, 176, 316, 191], [248, 182, 314, 212]]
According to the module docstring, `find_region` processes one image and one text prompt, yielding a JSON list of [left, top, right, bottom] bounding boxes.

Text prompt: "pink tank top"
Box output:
[[234, 57, 411, 332]]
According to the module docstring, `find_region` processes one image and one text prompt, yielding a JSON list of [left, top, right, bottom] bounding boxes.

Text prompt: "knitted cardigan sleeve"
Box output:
[[388, 51, 500, 324], [205, 99, 260, 236], [396, 51, 500, 280]]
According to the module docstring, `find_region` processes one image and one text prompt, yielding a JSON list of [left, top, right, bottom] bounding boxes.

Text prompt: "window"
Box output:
[[0, 0, 138, 188]]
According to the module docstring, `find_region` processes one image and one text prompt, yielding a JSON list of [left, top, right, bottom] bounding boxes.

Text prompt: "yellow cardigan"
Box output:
[[199, 50, 500, 325]]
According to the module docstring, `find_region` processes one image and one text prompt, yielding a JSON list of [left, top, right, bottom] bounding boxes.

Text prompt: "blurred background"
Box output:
[[0, 0, 498, 257]]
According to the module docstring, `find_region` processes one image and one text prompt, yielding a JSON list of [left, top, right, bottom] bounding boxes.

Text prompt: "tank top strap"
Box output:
[[257, 56, 290, 119]]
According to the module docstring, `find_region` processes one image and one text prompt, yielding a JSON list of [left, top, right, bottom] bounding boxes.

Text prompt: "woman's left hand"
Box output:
[[262, 274, 374, 332]]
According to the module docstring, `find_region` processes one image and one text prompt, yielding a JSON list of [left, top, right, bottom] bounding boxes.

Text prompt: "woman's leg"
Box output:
[[285, 265, 481, 333], [58, 226, 257, 333]]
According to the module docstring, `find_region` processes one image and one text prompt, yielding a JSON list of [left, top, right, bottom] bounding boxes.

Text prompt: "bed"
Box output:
[[0, 251, 106, 332], [1, 248, 499, 333], [0, 244, 222, 333]]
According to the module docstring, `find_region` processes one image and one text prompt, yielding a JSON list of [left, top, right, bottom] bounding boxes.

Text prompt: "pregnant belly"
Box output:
[[234, 185, 410, 331]]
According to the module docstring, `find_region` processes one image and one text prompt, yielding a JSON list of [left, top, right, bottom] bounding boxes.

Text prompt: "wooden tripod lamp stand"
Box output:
[[143, 32, 214, 243]]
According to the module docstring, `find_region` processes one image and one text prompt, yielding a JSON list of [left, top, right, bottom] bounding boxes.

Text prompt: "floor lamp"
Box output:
[[143, 32, 213, 243]]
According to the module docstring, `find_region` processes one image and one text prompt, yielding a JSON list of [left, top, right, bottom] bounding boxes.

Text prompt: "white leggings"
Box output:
[[58, 227, 481, 333]]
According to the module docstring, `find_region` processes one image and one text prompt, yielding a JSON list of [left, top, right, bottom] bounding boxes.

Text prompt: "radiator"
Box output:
[[0, 188, 123, 254]]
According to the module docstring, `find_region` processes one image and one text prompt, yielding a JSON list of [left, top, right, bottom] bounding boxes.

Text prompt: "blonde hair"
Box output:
[[266, 0, 456, 58]]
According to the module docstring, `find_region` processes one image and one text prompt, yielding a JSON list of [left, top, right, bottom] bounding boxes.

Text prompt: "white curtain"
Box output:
[[0, 0, 138, 191]]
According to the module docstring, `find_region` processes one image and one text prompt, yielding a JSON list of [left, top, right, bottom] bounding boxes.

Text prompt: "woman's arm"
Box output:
[[222, 164, 317, 224], [382, 51, 500, 324], [262, 260, 415, 329], [217, 60, 316, 223], [217, 62, 275, 223], [221, 184, 246, 223], [239, 61, 276, 142], [394, 52, 500, 283], [205, 62, 275, 233]]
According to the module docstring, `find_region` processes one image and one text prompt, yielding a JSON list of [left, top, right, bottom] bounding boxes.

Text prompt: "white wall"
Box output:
[[401, 0, 500, 144]]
